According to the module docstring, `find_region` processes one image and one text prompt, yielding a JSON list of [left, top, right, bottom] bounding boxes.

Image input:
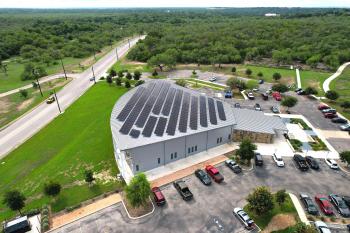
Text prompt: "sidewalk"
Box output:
[[50, 193, 121, 230], [296, 69, 301, 88], [289, 193, 310, 225]]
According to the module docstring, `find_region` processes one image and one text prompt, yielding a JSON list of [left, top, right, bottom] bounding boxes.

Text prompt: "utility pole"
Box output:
[[116, 48, 119, 60], [32, 68, 43, 97], [128, 38, 130, 48], [53, 89, 62, 113], [93, 51, 97, 61], [60, 58, 67, 80], [91, 66, 96, 84]]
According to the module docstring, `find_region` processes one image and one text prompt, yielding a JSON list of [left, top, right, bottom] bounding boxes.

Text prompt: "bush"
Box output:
[[126, 72, 132, 80], [25, 208, 40, 217], [325, 90, 339, 101], [305, 86, 318, 95], [44, 181, 61, 197], [245, 68, 252, 76], [41, 222, 49, 231], [257, 72, 263, 77], [41, 208, 49, 215], [273, 72, 282, 81], [231, 66, 236, 73], [115, 78, 122, 86], [272, 84, 289, 93], [133, 70, 142, 80], [246, 80, 258, 90], [19, 89, 28, 98], [289, 139, 302, 151], [276, 189, 287, 205], [152, 69, 158, 76], [290, 118, 311, 130], [65, 203, 82, 212], [125, 81, 131, 88], [175, 79, 187, 87]]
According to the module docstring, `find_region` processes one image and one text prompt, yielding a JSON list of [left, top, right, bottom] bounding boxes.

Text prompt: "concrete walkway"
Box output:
[[323, 62, 350, 93], [289, 193, 310, 225], [296, 68, 301, 88]]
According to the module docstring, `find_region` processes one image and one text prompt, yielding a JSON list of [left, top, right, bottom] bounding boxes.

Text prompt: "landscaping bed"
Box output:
[[289, 118, 312, 130], [309, 136, 328, 151], [121, 192, 153, 218], [288, 139, 302, 152]]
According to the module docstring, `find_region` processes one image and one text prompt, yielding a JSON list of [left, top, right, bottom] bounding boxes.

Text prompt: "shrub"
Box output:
[[272, 84, 289, 93], [25, 209, 40, 217], [125, 81, 131, 88], [44, 181, 61, 197], [257, 72, 263, 77], [276, 189, 287, 205], [231, 66, 236, 73], [273, 72, 282, 81], [152, 69, 158, 76], [115, 78, 122, 86], [175, 79, 187, 87], [289, 139, 302, 151], [19, 89, 28, 98], [245, 68, 252, 76], [325, 90, 339, 101], [133, 70, 142, 80], [126, 72, 132, 80]]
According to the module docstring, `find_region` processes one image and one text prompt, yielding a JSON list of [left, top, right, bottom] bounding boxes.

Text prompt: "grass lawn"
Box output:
[[110, 58, 152, 73], [244, 194, 297, 229], [299, 70, 331, 96], [0, 83, 128, 222], [0, 78, 71, 128], [175, 78, 226, 91]]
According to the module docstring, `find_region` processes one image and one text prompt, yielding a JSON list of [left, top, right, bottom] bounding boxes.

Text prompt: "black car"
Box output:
[[293, 154, 309, 171], [305, 156, 319, 170], [329, 194, 350, 217], [261, 93, 268, 100], [331, 117, 348, 124], [295, 88, 303, 92], [300, 194, 319, 215], [225, 159, 242, 173], [258, 79, 264, 84], [234, 103, 241, 108], [255, 153, 263, 166], [343, 196, 350, 208], [194, 169, 212, 185], [254, 103, 262, 111]]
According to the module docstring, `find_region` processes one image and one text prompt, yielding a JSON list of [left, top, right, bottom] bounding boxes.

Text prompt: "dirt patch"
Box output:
[[16, 98, 34, 111], [121, 192, 153, 218], [94, 170, 118, 184], [262, 214, 297, 233], [0, 98, 11, 114]]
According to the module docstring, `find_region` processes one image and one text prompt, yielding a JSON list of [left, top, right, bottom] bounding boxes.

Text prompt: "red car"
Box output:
[[318, 104, 330, 110], [324, 113, 338, 119], [151, 187, 166, 206], [315, 194, 334, 215], [205, 165, 224, 183], [272, 92, 282, 101]]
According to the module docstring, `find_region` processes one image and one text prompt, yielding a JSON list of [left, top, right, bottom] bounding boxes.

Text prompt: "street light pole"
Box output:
[[116, 48, 119, 60], [53, 89, 62, 113], [33, 68, 43, 97], [60, 58, 67, 80], [128, 38, 130, 48], [91, 66, 96, 84], [93, 51, 97, 61]]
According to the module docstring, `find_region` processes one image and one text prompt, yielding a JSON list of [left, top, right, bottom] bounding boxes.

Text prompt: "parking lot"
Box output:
[[53, 156, 350, 233]]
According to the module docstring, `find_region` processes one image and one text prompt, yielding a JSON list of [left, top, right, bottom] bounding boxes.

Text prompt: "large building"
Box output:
[[110, 80, 287, 182]]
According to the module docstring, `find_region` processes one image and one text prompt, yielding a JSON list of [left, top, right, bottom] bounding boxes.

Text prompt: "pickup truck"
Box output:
[[173, 180, 193, 201], [205, 165, 224, 183], [293, 154, 309, 171]]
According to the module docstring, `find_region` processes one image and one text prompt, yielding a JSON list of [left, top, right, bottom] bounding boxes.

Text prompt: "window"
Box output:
[[174, 152, 177, 158], [217, 138, 219, 144], [195, 145, 197, 151], [136, 165, 139, 171], [228, 134, 231, 140], [191, 147, 194, 152], [157, 158, 160, 164], [220, 137, 222, 143], [171, 153, 173, 159], [188, 148, 191, 154]]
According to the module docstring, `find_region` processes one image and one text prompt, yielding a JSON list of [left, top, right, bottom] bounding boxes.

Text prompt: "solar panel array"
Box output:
[[117, 81, 228, 139]]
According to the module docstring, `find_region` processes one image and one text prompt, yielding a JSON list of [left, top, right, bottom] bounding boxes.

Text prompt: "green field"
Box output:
[[299, 70, 331, 95], [0, 83, 127, 221], [110, 58, 152, 73], [0, 78, 71, 128]]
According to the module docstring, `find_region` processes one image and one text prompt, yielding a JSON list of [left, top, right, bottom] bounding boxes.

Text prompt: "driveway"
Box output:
[[53, 157, 350, 233]]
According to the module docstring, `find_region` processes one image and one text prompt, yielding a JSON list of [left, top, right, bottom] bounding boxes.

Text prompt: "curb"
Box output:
[[121, 196, 155, 220], [288, 192, 310, 226]]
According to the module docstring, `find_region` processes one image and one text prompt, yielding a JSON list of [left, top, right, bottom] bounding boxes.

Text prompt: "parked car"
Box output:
[[318, 104, 330, 111], [46, 96, 55, 104], [305, 156, 320, 170], [271, 106, 280, 114], [233, 207, 255, 230], [247, 92, 255, 100], [324, 112, 337, 119], [255, 153, 263, 166], [331, 117, 347, 124], [225, 159, 242, 174], [329, 194, 350, 217], [343, 196, 350, 208], [295, 88, 303, 93], [322, 108, 337, 114], [315, 194, 334, 215], [325, 158, 339, 169], [296, 89, 306, 95], [234, 103, 241, 108], [151, 187, 166, 206], [225, 90, 232, 98], [258, 79, 264, 84], [254, 103, 262, 111], [209, 77, 217, 82], [194, 169, 212, 186], [272, 152, 285, 167], [293, 154, 309, 171], [261, 93, 268, 100], [314, 221, 331, 233], [340, 123, 350, 131], [173, 180, 193, 201], [205, 165, 224, 183], [300, 194, 319, 215], [272, 92, 282, 101]]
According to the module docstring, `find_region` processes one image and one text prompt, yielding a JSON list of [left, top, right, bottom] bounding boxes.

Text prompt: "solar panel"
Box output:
[[154, 117, 167, 136], [162, 88, 176, 116], [135, 82, 163, 127], [216, 101, 226, 121], [119, 83, 155, 135], [142, 116, 157, 137], [152, 82, 171, 115], [166, 89, 183, 135], [116, 87, 145, 121], [129, 129, 140, 138], [179, 92, 190, 133], [190, 96, 198, 130], [208, 98, 217, 125], [199, 96, 208, 127]]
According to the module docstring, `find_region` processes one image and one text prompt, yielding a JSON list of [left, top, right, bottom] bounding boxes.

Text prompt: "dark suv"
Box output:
[[255, 153, 263, 166], [294, 154, 309, 171]]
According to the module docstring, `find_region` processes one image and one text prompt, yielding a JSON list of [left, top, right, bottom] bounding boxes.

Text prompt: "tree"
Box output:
[[325, 90, 339, 102], [126, 72, 132, 80], [245, 68, 252, 76], [0, 60, 8, 76], [175, 79, 186, 87], [340, 101, 350, 111], [293, 222, 318, 233], [106, 76, 113, 85], [226, 77, 246, 90], [236, 138, 257, 163], [272, 84, 289, 93], [304, 86, 318, 95], [118, 71, 124, 78], [125, 80, 131, 88], [152, 69, 158, 77], [147, 50, 177, 71], [44, 181, 61, 197], [231, 66, 236, 73], [273, 72, 282, 81], [125, 173, 151, 208], [276, 189, 287, 205], [257, 72, 263, 77], [19, 89, 28, 98], [84, 170, 95, 185], [340, 151, 350, 166], [109, 69, 117, 77], [116, 78, 122, 86], [246, 80, 258, 90], [3, 190, 26, 215], [247, 186, 274, 215], [281, 96, 298, 111], [133, 70, 142, 80], [21, 63, 47, 81]]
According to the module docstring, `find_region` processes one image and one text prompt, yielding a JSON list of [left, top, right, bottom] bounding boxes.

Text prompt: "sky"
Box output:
[[0, 0, 350, 8]]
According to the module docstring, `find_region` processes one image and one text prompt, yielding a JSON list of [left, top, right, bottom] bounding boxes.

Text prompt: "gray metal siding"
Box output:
[[207, 126, 232, 149], [185, 132, 207, 157], [128, 142, 164, 173], [164, 137, 186, 164]]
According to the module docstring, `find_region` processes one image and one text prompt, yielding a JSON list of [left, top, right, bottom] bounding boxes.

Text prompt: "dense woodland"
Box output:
[[1, 8, 350, 80]]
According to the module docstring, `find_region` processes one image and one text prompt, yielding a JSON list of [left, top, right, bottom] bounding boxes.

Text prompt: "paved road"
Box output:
[[52, 157, 350, 233], [323, 62, 350, 93], [0, 36, 145, 159]]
